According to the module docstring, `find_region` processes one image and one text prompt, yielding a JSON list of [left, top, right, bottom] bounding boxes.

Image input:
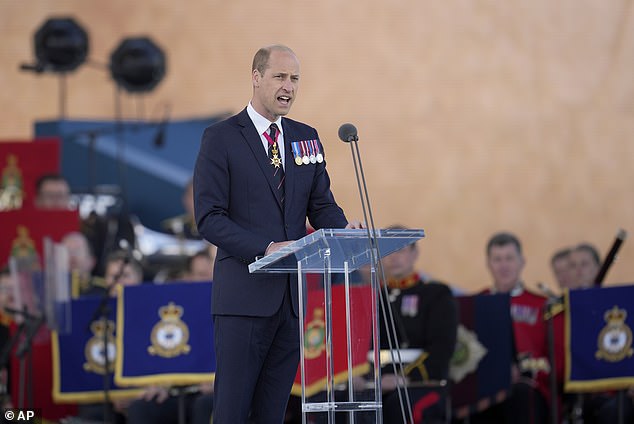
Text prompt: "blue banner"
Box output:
[[450, 293, 513, 418], [565, 284, 634, 392], [52, 296, 142, 403], [115, 282, 215, 387]]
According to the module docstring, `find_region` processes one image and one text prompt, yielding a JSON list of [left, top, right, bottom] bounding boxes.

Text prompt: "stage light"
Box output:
[[32, 17, 89, 73], [109, 37, 166, 93]]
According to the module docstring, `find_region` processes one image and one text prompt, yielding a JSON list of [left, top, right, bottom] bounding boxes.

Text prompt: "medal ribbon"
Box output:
[[292, 142, 302, 163]]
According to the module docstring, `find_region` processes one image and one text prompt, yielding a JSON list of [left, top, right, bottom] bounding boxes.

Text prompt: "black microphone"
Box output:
[[153, 119, 167, 148], [153, 105, 171, 148], [19, 62, 45, 73], [15, 314, 45, 358], [118, 239, 133, 264], [338, 123, 358, 143]]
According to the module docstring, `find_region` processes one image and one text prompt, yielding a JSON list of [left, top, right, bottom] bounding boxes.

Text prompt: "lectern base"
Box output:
[[303, 401, 382, 412]]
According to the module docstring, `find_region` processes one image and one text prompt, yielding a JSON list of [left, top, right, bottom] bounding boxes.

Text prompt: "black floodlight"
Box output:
[[33, 17, 89, 73], [109, 37, 166, 93]]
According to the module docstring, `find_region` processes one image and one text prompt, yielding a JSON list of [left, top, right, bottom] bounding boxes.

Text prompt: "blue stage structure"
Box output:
[[35, 114, 228, 231]]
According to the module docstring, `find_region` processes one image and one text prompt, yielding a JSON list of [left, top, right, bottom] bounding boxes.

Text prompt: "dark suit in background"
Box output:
[[380, 278, 458, 423]]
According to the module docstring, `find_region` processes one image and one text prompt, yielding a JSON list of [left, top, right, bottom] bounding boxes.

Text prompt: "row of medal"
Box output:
[[291, 140, 323, 165]]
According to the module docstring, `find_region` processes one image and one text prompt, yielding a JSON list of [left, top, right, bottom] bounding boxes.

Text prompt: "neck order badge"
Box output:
[[264, 123, 285, 203]]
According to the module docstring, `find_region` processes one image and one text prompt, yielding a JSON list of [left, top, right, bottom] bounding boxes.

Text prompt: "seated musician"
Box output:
[[472, 232, 550, 424], [550, 242, 629, 423], [162, 178, 201, 240], [34, 173, 72, 210], [360, 225, 458, 424], [61, 231, 106, 297]]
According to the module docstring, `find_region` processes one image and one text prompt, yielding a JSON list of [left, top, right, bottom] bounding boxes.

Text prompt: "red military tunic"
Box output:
[[483, 284, 551, 404]]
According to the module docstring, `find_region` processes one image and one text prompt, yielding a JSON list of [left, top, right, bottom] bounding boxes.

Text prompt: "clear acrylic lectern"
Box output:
[[249, 228, 425, 423]]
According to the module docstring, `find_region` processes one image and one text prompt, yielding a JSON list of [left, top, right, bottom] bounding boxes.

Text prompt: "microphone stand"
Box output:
[[87, 253, 129, 424], [0, 311, 26, 409], [2, 306, 45, 411], [91, 291, 114, 424], [544, 295, 560, 424], [339, 124, 414, 424]]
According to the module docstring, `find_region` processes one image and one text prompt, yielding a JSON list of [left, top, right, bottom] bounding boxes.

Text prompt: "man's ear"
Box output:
[[252, 69, 261, 87]]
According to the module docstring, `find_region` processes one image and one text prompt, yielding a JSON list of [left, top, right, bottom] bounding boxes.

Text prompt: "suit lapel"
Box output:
[[237, 110, 284, 210]]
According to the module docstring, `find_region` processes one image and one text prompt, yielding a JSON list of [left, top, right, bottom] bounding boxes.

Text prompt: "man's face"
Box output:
[[487, 243, 525, 293], [251, 49, 300, 122], [105, 260, 141, 295], [188, 256, 214, 282], [382, 244, 418, 280], [552, 256, 575, 290], [36, 180, 71, 209], [570, 250, 599, 289], [63, 234, 95, 274]]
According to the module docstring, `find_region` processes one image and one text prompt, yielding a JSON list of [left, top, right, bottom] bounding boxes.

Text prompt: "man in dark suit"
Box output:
[[193, 45, 361, 424]]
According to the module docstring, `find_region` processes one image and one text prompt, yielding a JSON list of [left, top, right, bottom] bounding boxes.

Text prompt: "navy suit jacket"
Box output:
[[194, 109, 348, 317]]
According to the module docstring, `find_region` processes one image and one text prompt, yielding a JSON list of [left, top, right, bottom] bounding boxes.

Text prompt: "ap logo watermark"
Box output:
[[4, 409, 36, 422]]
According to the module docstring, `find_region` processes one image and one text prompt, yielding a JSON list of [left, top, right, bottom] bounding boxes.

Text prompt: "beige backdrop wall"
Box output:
[[1, 0, 633, 293]]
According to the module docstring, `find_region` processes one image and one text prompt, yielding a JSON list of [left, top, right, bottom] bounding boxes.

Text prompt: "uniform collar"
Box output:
[[490, 281, 525, 297], [387, 273, 420, 290]]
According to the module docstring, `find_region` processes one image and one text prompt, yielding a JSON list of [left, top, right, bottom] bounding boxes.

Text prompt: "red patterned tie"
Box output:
[[266, 123, 285, 204]]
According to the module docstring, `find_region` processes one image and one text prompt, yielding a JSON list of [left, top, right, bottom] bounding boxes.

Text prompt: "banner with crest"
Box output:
[[450, 293, 513, 419], [0, 138, 60, 212], [0, 209, 79, 269], [115, 282, 215, 387], [291, 281, 373, 397], [565, 284, 634, 392], [52, 296, 143, 403]]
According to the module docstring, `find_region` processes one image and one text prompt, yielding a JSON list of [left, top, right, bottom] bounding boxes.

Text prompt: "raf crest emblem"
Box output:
[[596, 305, 634, 362], [84, 320, 117, 374], [148, 302, 191, 358]]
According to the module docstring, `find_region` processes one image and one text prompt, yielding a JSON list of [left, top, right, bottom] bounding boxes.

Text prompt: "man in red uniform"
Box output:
[[472, 232, 550, 424]]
